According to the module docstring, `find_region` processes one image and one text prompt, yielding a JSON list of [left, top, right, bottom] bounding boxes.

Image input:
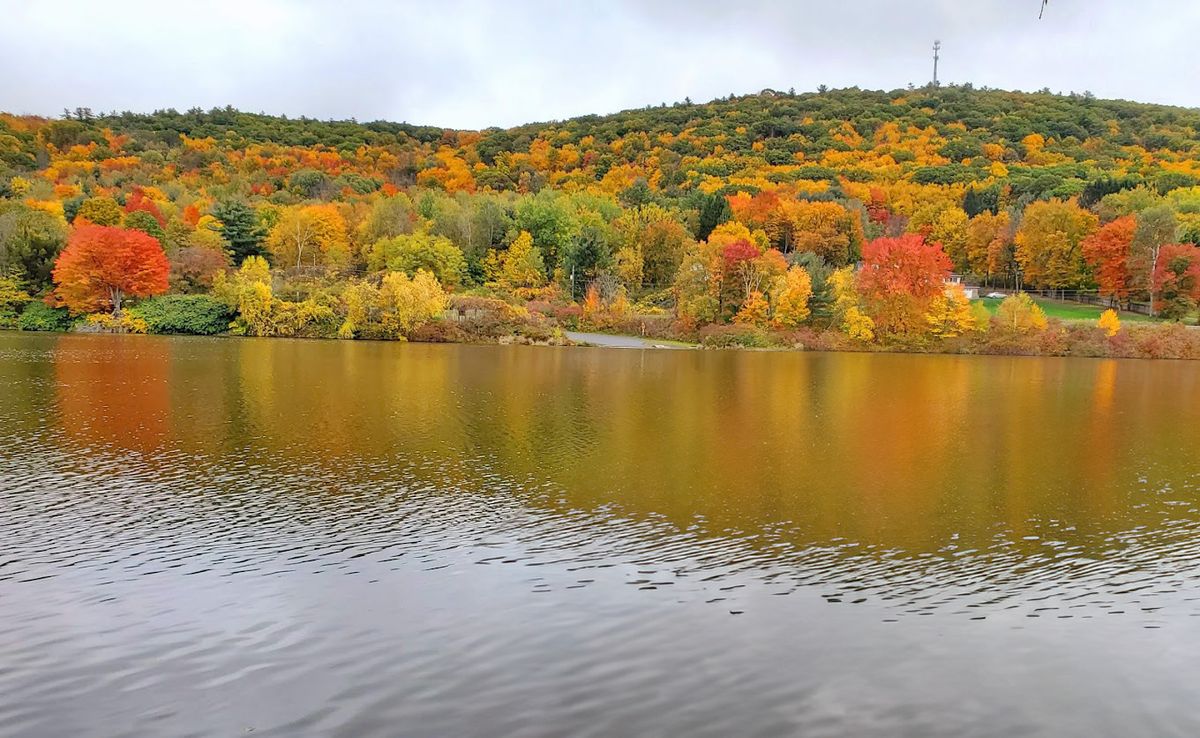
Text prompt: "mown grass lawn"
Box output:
[[978, 296, 1157, 323]]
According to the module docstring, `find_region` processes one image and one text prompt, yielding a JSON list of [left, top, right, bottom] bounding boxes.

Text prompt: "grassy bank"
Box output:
[[978, 296, 1158, 323]]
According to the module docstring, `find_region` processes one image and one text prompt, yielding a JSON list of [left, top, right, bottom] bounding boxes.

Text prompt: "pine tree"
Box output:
[[213, 201, 268, 264]]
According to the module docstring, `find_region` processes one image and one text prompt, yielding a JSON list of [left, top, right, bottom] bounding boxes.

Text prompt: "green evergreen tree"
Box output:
[[0, 203, 68, 291], [696, 193, 732, 242], [213, 201, 268, 263]]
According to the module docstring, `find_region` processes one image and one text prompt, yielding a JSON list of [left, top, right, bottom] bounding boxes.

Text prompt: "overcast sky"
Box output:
[[2, 0, 1196, 129]]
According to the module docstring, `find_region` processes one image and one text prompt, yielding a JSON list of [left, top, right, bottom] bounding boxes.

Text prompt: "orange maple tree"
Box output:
[[124, 188, 166, 227], [1081, 216, 1136, 304], [52, 225, 170, 315], [857, 234, 952, 336]]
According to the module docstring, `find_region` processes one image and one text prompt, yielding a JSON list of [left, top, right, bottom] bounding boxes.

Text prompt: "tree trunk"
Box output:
[[1148, 246, 1159, 318], [294, 220, 307, 269]]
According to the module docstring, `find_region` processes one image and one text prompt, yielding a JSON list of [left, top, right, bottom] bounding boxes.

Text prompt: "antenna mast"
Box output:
[[932, 40, 941, 87]]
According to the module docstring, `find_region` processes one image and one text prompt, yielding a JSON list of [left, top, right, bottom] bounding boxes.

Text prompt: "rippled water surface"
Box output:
[[2, 333, 1200, 736]]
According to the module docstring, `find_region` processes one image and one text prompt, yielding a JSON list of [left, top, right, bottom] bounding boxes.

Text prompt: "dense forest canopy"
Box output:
[[6, 85, 1200, 202], [2, 85, 1200, 352]]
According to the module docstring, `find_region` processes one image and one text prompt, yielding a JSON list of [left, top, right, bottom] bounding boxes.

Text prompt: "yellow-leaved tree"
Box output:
[[1098, 309, 1121, 337], [734, 289, 770, 325], [909, 204, 970, 272], [924, 284, 978, 338], [266, 204, 350, 268], [337, 280, 381, 339], [995, 292, 1048, 333], [829, 266, 875, 341], [500, 231, 546, 289], [771, 265, 813, 329], [377, 269, 447, 338], [212, 256, 275, 336], [1014, 200, 1097, 291]]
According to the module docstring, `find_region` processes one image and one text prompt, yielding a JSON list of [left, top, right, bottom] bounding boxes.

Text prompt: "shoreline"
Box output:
[[7, 325, 1200, 362], [563, 331, 696, 349]]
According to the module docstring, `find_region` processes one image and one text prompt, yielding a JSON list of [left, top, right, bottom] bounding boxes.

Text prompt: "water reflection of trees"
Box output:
[[42, 336, 1200, 557], [53, 334, 174, 453]]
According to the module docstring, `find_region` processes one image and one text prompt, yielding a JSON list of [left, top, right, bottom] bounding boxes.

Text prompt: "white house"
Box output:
[[946, 274, 980, 300]]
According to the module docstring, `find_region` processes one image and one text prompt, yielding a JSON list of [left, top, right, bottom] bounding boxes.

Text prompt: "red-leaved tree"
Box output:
[[857, 234, 952, 336], [169, 245, 229, 292], [1152, 243, 1200, 320], [182, 203, 202, 228], [53, 225, 170, 315], [124, 188, 167, 228], [721, 239, 786, 315], [1081, 215, 1136, 305]]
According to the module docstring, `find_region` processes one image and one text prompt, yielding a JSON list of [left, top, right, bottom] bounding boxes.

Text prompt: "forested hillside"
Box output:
[[2, 85, 1199, 354]]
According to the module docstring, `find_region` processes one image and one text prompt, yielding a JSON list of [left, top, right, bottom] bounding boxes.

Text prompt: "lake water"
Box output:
[[1, 333, 1199, 737]]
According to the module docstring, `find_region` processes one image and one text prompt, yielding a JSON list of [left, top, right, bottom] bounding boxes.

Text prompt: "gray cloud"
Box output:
[[2, 0, 1196, 129]]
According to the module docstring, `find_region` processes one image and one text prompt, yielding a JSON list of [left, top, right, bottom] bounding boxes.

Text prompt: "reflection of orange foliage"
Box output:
[[54, 336, 172, 453], [28, 332, 1200, 563]]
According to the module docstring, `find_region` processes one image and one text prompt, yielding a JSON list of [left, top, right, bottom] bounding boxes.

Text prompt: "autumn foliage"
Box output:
[[124, 188, 166, 228], [770, 265, 813, 329], [1015, 200, 1098, 291], [1098, 309, 1121, 337], [5, 88, 1200, 354], [1152, 243, 1200, 320], [995, 293, 1048, 334], [52, 225, 169, 314], [857, 234, 952, 336], [1082, 216, 1136, 303]]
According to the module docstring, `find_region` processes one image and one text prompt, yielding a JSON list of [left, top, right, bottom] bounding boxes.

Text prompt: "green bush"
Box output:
[[131, 294, 232, 335], [699, 323, 770, 348], [0, 275, 31, 329], [18, 301, 73, 331]]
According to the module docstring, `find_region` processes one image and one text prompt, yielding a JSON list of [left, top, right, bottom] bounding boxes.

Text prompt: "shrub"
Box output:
[[773, 326, 849, 352], [0, 275, 31, 328], [446, 294, 525, 336], [512, 321, 562, 344], [409, 319, 467, 343], [699, 323, 770, 348], [976, 330, 1042, 356], [18, 301, 73, 331], [1061, 323, 1110, 357], [1036, 322, 1070, 355], [551, 303, 583, 327], [1097, 309, 1121, 337], [131, 294, 233, 335], [272, 298, 340, 338], [605, 314, 675, 340], [1127, 323, 1200, 360], [78, 312, 148, 334]]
